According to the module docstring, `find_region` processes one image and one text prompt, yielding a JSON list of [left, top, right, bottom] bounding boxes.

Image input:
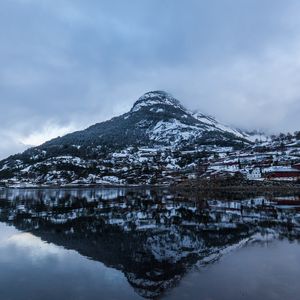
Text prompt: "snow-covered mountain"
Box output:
[[43, 90, 251, 148], [0, 91, 253, 186], [33, 91, 251, 150]]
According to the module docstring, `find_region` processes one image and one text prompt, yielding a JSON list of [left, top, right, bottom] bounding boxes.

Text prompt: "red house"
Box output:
[[265, 167, 300, 181]]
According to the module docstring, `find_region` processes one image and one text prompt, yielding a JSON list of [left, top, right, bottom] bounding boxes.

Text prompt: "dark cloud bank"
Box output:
[[1, 0, 300, 158]]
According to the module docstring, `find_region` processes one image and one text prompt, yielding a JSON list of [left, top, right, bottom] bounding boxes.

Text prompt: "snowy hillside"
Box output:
[[0, 91, 255, 186]]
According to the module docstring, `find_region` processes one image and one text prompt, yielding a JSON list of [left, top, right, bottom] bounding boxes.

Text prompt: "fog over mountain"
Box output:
[[1, 0, 300, 159]]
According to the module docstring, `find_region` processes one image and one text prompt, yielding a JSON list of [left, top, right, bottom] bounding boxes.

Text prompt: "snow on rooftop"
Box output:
[[264, 166, 300, 173]]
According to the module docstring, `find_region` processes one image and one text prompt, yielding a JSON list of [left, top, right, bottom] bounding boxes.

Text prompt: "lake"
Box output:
[[0, 188, 300, 300]]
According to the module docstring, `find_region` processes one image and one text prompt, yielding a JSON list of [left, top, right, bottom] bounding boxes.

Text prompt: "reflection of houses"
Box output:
[[264, 167, 300, 181], [3, 186, 300, 300]]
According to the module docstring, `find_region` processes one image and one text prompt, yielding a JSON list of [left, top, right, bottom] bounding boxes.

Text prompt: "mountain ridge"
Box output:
[[0, 91, 276, 186], [6, 90, 251, 155]]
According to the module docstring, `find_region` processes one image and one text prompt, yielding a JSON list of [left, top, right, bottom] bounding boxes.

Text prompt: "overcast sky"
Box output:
[[1, 0, 300, 159]]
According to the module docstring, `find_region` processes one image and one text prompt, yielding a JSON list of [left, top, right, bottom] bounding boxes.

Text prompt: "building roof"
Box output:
[[264, 166, 300, 173]]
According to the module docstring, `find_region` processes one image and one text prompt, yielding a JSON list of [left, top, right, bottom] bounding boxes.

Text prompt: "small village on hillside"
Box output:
[[1, 131, 300, 187], [200, 133, 300, 182], [1, 91, 299, 188]]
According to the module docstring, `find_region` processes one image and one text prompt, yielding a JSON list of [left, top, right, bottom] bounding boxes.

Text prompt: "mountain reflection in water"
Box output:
[[0, 188, 300, 299]]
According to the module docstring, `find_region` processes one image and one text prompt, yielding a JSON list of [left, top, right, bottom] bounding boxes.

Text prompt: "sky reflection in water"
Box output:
[[0, 188, 300, 300], [0, 223, 142, 300]]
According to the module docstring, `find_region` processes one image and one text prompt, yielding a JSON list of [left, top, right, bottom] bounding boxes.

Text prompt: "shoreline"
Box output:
[[0, 183, 169, 190], [1, 180, 300, 197], [170, 179, 300, 199]]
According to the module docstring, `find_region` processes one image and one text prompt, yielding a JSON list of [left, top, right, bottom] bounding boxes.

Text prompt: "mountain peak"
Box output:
[[0, 89, 255, 186], [131, 91, 185, 112]]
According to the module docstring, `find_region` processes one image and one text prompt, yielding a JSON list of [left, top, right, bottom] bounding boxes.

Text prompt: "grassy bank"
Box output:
[[171, 178, 300, 200]]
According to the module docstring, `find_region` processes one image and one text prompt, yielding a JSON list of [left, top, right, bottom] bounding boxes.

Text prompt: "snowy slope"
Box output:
[[0, 91, 253, 185]]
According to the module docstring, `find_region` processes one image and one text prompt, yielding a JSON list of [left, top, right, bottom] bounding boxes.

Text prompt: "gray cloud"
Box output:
[[0, 0, 300, 159]]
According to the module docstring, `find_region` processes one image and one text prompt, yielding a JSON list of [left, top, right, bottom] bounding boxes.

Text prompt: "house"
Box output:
[[293, 163, 300, 170], [264, 166, 300, 181], [210, 161, 240, 172], [246, 168, 262, 180]]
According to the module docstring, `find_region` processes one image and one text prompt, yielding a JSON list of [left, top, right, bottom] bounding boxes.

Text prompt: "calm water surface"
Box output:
[[0, 188, 300, 300]]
